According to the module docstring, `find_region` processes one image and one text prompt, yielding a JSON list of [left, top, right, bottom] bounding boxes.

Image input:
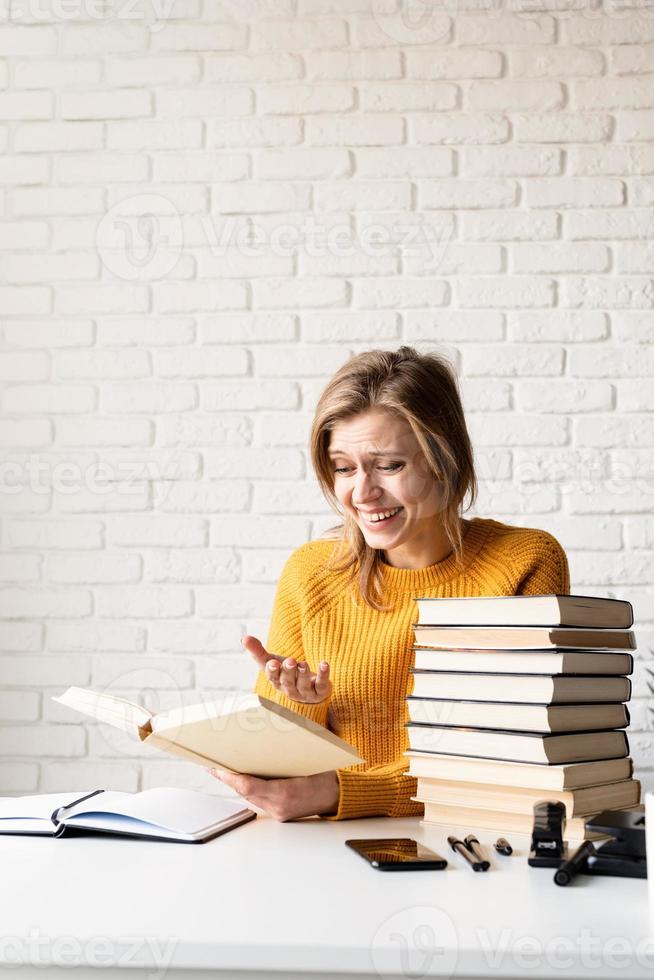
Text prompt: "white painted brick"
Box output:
[[569, 146, 654, 178], [14, 121, 102, 153], [213, 514, 309, 552], [153, 280, 247, 314], [469, 80, 564, 112], [0, 554, 41, 583], [253, 345, 348, 378], [517, 380, 614, 413], [259, 84, 354, 114], [252, 481, 327, 514], [407, 47, 502, 79], [154, 480, 250, 513], [50, 484, 150, 516], [48, 217, 99, 250], [0, 763, 39, 794], [196, 583, 276, 619], [413, 113, 509, 144], [563, 15, 654, 45], [617, 244, 654, 274], [154, 347, 247, 379], [2, 321, 94, 348], [254, 278, 348, 309], [56, 153, 150, 185], [39, 761, 139, 793], [251, 19, 347, 50], [0, 90, 52, 120], [616, 380, 654, 412], [457, 277, 555, 309], [306, 49, 402, 80], [509, 312, 608, 343], [107, 119, 203, 150], [568, 347, 654, 378], [563, 276, 654, 310], [350, 12, 451, 48], [420, 179, 517, 210], [513, 243, 610, 274], [194, 656, 253, 693], [47, 553, 142, 585], [570, 552, 654, 587], [1, 655, 89, 690], [0, 622, 43, 652], [105, 55, 200, 86], [509, 46, 603, 78], [0, 588, 91, 619], [306, 116, 404, 147], [59, 23, 147, 55], [90, 654, 193, 689], [101, 383, 197, 414], [0, 25, 56, 56], [574, 416, 654, 448], [5, 251, 99, 283], [355, 147, 453, 179], [56, 349, 150, 380], [565, 209, 654, 240], [97, 587, 193, 619], [145, 548, 239, 583], [573, 77, 654, 111], [57, 418, 152, 448], [461, 210, 559, 242], [202, 379, 298, 410], [151, 22, 247, 51], [95, 319, 194, 347], [257, 411, 312, 447], [149, 620, 242, 653], [0, 286, 51, 315], [0, 419, 52, 447], [626, 518, 654, 549], [4, 385, 96, 415], [301, 311, 399, 344], [154, 151, 248, 183], [209, 117, 302, 147], [611, 313, 654, 343], [515, 114, 612, 143], [0, 221, 49, 250], [469, 414, 568, 447], [314, 180, 410, 212], [405, 311, 504, 343], [458, 14, 554, 44], [405, 243, 502, 277], [200, 314, 296, 344], [0, 725, 85, 758], [204, 447, 304, 480], [611, 43, 654, 75], [628, 178, 654, 207], [255, 149, 352, 180], [195, 248, 293, 279], [0, 351, 49, 382], [360, 82, 458, 113], [301, 250, 397, 277], [540, 516, 622, 551], [0, 155, 50, 184], [156, 86, 253, 118], [61, 89, 151, 121], [204, 52, 302, 82], [156, 414, 250, 448], [354, 278, 448, 309], [619, 110, 654, 142], [463, 344, 564, 378], [7, 520, 103, 550], [14, 186, 105, 217], [107, 515, 207, 547], [463, 147, 562, 178], [526, 179, 624, 209], [242, 549, 288, 583], [461, 378, 512, 413]]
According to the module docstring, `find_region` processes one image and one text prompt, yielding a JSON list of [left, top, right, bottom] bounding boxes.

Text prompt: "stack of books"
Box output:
[[405, 594, 640, 842]]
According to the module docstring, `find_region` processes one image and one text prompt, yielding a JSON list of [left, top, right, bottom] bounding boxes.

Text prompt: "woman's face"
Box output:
[[328, 407, 445, 563]]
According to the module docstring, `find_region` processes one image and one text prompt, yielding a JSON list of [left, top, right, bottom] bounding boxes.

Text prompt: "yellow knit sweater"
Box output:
[[254, 517, 570, 821]]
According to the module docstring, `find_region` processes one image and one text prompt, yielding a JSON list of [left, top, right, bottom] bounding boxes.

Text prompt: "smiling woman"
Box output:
[[210, 346, 570, 822]]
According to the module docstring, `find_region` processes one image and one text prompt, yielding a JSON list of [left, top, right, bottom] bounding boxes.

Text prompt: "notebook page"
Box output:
[[0, 791, 97, 835]]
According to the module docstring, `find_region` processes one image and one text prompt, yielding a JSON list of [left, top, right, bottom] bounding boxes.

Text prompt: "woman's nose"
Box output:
[[353, 468, 382, 504]]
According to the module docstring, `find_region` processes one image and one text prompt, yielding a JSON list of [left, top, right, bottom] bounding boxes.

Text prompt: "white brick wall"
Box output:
[[0, 2, 653, 798]]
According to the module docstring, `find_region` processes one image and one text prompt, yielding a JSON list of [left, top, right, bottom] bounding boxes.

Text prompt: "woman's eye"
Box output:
[[333, 467, 351, 473], [380, 463, 402, 471]]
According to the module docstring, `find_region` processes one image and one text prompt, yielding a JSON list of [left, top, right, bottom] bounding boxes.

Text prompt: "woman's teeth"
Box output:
[[363, 506, 403, 524]]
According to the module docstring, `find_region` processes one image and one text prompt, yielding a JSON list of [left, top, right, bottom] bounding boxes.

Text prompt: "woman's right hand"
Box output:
[[242, 634, 332, 704]]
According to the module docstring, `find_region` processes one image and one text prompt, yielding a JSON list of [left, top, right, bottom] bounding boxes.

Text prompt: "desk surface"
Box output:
[[0, 814, 650, 980]]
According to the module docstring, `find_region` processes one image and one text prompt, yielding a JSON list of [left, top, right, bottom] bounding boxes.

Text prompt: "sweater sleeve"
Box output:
[[323, 757, 423, 821], [515, 531, 571, 597], [253, 547, 331, 728]]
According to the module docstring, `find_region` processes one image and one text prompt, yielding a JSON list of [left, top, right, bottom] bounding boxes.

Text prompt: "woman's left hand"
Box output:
[[206, 768, 339, 822]]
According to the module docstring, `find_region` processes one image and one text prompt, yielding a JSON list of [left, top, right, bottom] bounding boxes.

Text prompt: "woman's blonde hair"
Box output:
[[310, 346, 477, 612]]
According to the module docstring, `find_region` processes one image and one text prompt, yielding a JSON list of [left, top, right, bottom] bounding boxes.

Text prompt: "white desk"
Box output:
[[0, 815, 650, 980]]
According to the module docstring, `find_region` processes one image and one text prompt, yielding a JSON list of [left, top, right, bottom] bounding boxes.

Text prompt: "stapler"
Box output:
[[528, 800, 569, 867], [583, 807, 647, 879]]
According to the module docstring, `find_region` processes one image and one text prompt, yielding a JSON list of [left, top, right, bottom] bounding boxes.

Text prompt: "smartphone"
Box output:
[[345, 837, 448, 871]]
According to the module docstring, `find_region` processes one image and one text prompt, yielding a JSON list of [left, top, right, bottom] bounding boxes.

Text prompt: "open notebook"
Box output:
[[0, 787, 256, 844]]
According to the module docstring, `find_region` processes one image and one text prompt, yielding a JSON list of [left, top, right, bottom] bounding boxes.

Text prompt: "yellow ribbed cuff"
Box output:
[[322, 768, 423, 821]]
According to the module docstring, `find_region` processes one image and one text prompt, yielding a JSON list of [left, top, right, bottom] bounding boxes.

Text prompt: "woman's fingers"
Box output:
[[295, 661, 315, 700], [278, 657, 302, 699], [242, 634, 284, 672], [313, 661, 332, 700]]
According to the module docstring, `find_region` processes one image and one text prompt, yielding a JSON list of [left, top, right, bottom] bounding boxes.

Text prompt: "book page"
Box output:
[[52, 687, 151, 733]]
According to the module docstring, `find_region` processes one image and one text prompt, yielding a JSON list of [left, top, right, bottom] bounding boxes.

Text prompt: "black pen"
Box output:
[[448, 836, 486, 872], [464, 834, 490, 871], [554, 840, 597, 886]]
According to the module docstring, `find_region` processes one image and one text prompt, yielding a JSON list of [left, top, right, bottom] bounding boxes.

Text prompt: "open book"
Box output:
[[0, 787, 256, 843], [52, 687, 364, 777]]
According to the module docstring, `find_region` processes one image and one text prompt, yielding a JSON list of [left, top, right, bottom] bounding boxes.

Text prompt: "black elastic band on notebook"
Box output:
[[50, 789, 105, 829]]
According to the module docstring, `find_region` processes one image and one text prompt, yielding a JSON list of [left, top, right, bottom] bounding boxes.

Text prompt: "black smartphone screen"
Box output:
[[345, 837, 448, 871]]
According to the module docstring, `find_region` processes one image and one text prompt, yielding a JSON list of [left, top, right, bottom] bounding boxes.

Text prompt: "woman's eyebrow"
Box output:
[[328, 449, 403, 457]]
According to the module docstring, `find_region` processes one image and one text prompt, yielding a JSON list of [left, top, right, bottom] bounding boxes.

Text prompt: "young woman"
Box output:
[[209, 347, 570, 820]]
